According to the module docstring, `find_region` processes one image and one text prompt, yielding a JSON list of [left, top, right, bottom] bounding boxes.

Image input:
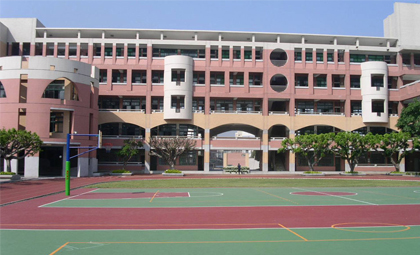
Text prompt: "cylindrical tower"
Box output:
[[361, 61, 388, 123], [163, 55, 193, 120]]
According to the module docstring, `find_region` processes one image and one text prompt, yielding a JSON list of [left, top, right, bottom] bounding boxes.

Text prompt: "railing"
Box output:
[[153, 135, 203, 139], [296, 111, 344, 116], [400, 79, 420, 89], [351, 113, 362, 116], [269, 111, 288, 115], [389, 114, 399, 117], [98, 162, 144, 165], [152, 109, 164, 113], [211, 136, 260, 140], [210, 110, 262, 114], [99, 109, 145, 113], [103, 135, 143, 139], [270, 137, 287, 141]]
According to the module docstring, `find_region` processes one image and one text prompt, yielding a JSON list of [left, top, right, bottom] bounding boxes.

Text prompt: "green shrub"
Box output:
[[304, 171, 322, 174], [0, 171, 16, 175], [390, 171, 403, 174], [112, 169, 131, 174], [165, 169, 182, 173]]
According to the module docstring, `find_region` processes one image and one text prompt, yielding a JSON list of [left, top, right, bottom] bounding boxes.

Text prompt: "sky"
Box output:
[[0, 0, 419, 37]]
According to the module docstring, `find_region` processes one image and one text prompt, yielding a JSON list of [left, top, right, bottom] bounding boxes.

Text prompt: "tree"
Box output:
[[369, 132, 417, 172], [278, 133, 334, 172], [116, 139, 143, 170], [330, 132, 372, 173], [148, 137, 196, 170], [396, 100, 420, 137], [0, 128, 43, 172]]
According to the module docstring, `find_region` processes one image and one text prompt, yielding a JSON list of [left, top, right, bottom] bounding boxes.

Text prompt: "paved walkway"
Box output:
[[1, 174, 419, 206]]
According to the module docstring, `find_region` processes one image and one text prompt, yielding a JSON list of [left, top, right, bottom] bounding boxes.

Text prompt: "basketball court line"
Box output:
[[292, 188, 378, 205], [38, 189, 98, 208], [278, 223, 308, 241], [253, 188, 299, 205]]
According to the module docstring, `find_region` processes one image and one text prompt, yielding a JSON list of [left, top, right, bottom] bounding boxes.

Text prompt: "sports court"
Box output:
[[1, 183, 420, 255]]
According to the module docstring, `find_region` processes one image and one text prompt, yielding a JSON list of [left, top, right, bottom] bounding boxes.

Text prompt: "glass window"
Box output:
[[368, 55, 384, 62], [305, 52, 313, 62], [236, 100, 253, 112], [318, 154, 334, 166], [230, 72, 244, 85], [255, 48, 263, 60], [0, 82, 6, 98], [43, 80, 65, 99], [122, 98, 141, 110], [372, 100, 384, 113], [99, 69, 108, 83], [316, 102, 333, 113], [295, 51, 302, 61], [179, 151, 197, 165], [171, 69, 185, 85], [193, 72, 205, 85], [315, 75, 327, 87], [233, 49, 241, 60], [127, 44, 136, 57], [351, 101, 362, 114], [327, 53, 334, 62], [295, 74, 308, 87], [249, 73, 262, 86], [69, 43, 77, 56], [371, 75, 384, 87], [244, 50, 252, 60], [104, 44, 113, 57], [132, 70, 147, 84], [50, 112, 64, 133], [350, 75, 360, 88], [210, 72, 225, 85], [112, 70, 127, 83], [316, 52, 323, 62], [151, 98, 163, 110], [99, 97, 120, 109], [222, 49, 229, 59], [350, 54, 366, 63], [297, 101, 314, 113], [121, 123, 142, 136], [192, 98, 205, 111], [152, 71, 164, 83]]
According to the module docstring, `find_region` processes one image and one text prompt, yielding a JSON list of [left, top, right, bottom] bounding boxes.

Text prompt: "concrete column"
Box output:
[[262, 130, 269, 172], [345, 161, 351, 172], [90, 158, 98, 176], [399, 155, 406, 173], [24, 156, 39, 177], [204, 129, 210, 172], [10, 159, 18, 174], [77, 157, 89, 177], [144, 129, 151, 173]]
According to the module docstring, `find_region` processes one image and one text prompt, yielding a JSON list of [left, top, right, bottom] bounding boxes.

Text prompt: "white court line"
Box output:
[[188, 192, 191, 197], [292, 188, 377, 206], [38, 189, 98, 208]]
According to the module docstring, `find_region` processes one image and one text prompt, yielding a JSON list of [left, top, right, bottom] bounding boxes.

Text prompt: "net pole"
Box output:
[[65, 133, 71, 196]]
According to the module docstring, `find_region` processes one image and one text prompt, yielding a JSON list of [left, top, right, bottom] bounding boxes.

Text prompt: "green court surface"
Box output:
[[41, 187, 420, 208], [2, 225, 420, 255]]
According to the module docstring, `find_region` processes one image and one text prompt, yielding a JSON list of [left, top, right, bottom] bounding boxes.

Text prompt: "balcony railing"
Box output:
[[269, 111, 289, 115], [99, 109, 145, 113], [152, 109, 164, 113], [210, 110, 262, 114], [211, 136, 260, 140], [296, 111, 344, 116], [153, 135, 202, 139], [103, 135, 143, 139], [270, 137, 287, 141]]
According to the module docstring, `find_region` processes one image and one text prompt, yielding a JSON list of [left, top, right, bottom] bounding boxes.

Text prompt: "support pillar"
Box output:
[[24, 156, 39, 177], [203, 129, 210, 172], [144, 129, 151, 173], [288, 132, 296, 172], [262, 130, 269, 172], [399, 155, 406, 173]]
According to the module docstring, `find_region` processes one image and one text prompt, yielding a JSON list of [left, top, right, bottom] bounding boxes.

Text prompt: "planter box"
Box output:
[[0, 175, 21, 180], [110, 173, 133, 176], [162, 173, 184, 176], [302, 173, 325, 176], [340, 172, 366, 176]]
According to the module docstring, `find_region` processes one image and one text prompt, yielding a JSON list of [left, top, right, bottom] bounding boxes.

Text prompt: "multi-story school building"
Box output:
[[1, 2, 420, 177]]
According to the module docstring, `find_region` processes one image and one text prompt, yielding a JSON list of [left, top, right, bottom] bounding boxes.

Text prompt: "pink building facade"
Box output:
[[1, 2, 420, 176]]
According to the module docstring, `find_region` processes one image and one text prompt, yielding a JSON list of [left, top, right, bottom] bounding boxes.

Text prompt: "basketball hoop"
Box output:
[[103, 143, 113, 153]]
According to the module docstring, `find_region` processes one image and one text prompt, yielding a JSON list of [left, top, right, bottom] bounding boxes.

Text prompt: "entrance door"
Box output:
[[39, 147, 63, 176], [335, 156, 341, 171]]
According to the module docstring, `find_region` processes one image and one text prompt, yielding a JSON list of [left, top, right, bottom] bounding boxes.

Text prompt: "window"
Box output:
[[179, 151, 197, 165], [112, 70, 127, 83], [35, 43, 43, 56], [230, 72, 244, 85], [318, 154, 334, 166], [99, 69, 108, 83], [152, 71, 164, 83], [192, 98, 205, 111], [236, 100, 254, 112], [314, 75, 327, 87], [295, 74, 308, 87], [255, 47, 263, 60], [171, 96, 185, 112], [316, 52, 323, 62], [57, 43, 65, 56], [402, 54, 411, 65], [249, 73, 262, 86], [316, 102, 333, 113], [50, 112, 64, 133], [99, 123, 119, 136], [368, 55, 384, 62], [116, 44, 124, 57], [222, 48, 229, 59], [372, 100, 384, 114], [305, 51, 313, 62], [181, 49, 205, 58], [351, 101, 362, 114], [121, 123, 142, 136], [69, 43, 77, 56], [212, 100, 233, 111], [153, 48, 177, 57], [244, 49, 252, 60], [233, 48, 241, 60], [350, 54, 366, 63], [388, 76, 398, 89], [43, 80, 65, 99], [414, 54, 420, 65], [295, 51, 302, 61], [46, 43, 54, 56], [99, 97, 120, 109], [327, 52, 334, 62], [22, 43, 30, 56], [350, 75, 360, 88], [139, 47, 147, 57], [332, 75, 345, 88], [0, 82, 6, 98], [210, 48, 218, 59], [11, 43, 20, 56], [193, 72, 205, 85], [371, 74, 384, 87], [338, 50, 345, 62], [210, 72, 225, 85], [151, 97, 164, 110], [123, 98, 141, 110], [171, 69, 185, 85], [297, 101, 314, 113], [104, 44, 113, 57], [127, 44, 136, 57], [132, 70, 147, 84]]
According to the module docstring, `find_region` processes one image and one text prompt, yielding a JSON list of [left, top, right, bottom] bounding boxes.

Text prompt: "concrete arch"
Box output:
[[268, 124, 290, 138], [296, 125, 342, 135], [42, 77, 79, 101], [352, 126, 398, 135], [210, 124, 262, 138], [151, 123, 204, 137]]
